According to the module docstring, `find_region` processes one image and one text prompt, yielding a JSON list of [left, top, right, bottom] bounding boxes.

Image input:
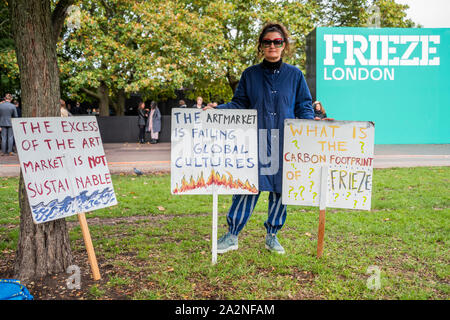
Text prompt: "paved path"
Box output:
[[0, 143, 448, 177]]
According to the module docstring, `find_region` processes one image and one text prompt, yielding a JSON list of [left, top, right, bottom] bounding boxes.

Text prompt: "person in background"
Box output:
[[60, 99, 72, 117], [204, 22, 314, 255], [178, 100, 187, 108], [146, 101, 161, 144], [12, 100, 21, 118], [0, 94, 18, 156], [72, 102, 81, 115], [137, 101, 149, 144], [313, 101, 327, 120], [192, 96, 204, 109]]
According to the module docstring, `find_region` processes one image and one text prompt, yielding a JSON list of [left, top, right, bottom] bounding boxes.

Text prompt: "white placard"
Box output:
[[282, 119, 375, 210], [171, 108, 258, 195], [12, 117, 117, 224]]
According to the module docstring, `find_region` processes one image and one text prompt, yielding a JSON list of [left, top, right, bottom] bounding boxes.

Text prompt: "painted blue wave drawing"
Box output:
[[32, 187, 116, 223]]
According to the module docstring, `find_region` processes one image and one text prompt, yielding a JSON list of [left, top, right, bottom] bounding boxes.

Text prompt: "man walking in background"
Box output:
[[0, 94, 18, 156]]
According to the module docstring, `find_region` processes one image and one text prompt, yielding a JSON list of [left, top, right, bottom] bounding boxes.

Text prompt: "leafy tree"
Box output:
[[59, 0, 226, 115], [0, 0, 19, 96], [316, 0, 417, 28], [1, 0, 419, 110]]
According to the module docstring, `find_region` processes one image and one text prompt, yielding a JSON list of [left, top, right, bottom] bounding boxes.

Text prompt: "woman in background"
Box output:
[[313, 101, 327, 120], [137, 101, 149, 144], [146, 101, 161, 144], [192, 96, 204, 109], [60, 99, 72, 117]]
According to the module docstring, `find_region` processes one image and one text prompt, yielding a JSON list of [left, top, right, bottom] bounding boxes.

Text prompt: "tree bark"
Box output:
[[98, 81, 110, 116], [226, 71, 239, 94], [9, 0, 73, 282], [113, 88, 125, 116], [81, 83, 110, 116]]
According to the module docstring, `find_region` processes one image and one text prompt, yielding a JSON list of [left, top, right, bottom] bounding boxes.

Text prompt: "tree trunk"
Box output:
[[98, 81, 110, 116], [226, 71, 239, 94], [81, 83, 111, 116], [9, 0, 73, 282], [113, 88, 125, 116], [14, 173, 72, 281]]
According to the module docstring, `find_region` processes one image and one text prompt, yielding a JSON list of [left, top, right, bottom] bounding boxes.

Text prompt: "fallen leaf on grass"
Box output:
[[167, 267, 174, 272], [305, 232, 312, 237], [157, 206, 165, 211]]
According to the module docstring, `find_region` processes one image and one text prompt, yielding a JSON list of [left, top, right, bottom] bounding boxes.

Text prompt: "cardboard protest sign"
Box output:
[[171, 108, 258, 195], [282, 119, 374, 210], [12, 117, 117, 224]]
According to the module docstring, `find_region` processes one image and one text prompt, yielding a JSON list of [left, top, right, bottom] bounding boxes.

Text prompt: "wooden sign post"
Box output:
[[211, 190, 218, 265], [282, 119, 375, 257], [11, 117, 118, 280], [170, 108, 259, 264], [317, 165, 328, 258], [77, 213, 101, 280]]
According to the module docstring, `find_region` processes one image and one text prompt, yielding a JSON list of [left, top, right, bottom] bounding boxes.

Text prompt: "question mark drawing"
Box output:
[[299, 186, 305, 200], [354, 200, 358, 208], [294, 192, 298, 200], [360, 141, 365, 154], [334, 193, 339, 202], [309, 180, 314, 192], [363, 196, 367, 205], [288, 186, 294, 198], [346, 192, 351, 200], [292, 140, 300, 149], [312, 192, 317, 202], [309, 168, 314, 178], [291, 163, 296, 169]]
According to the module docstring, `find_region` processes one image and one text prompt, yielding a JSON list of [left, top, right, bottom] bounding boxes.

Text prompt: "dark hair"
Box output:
[[313, 101, 326, 114], [257, 23, 292, 58], [150, 101, 157, 108]]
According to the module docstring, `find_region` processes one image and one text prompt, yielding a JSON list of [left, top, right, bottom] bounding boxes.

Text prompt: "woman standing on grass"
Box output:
[[204, 22, 314, 255]]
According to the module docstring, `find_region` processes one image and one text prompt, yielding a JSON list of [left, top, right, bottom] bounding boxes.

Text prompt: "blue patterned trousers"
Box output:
[[227, 192, 287, 236]]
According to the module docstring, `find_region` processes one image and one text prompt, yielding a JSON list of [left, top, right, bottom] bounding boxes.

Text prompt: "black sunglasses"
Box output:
[[262, 38, 284, 48]]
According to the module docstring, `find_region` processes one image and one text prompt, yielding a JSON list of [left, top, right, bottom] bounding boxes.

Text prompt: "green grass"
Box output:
[[0, 167, 449, 299]]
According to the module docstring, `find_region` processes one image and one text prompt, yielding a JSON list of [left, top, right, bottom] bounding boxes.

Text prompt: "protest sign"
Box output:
[[282, 119, 375, 258], [171, 108, 258, 264], [11, 117, 117, 224], [282, 119, 374, 210], [171, 108, 258, 195]]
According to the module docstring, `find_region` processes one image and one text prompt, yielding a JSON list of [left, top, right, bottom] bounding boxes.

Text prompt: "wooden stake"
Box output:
[[77, 213, 101, 280], [212, 190, 218, 265], [317, 209, 326, 258], [317, 165, 328, 258]]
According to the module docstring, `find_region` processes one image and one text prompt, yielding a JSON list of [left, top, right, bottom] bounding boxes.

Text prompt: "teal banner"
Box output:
[[314, 27, 450, 144]]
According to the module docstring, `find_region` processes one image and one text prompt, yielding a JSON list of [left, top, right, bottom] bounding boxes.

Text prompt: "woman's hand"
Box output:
[[202, 103, 217, 111]]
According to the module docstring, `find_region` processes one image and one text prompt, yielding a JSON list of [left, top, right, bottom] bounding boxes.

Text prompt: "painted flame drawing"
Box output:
[[173, 170, 257, 194]]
